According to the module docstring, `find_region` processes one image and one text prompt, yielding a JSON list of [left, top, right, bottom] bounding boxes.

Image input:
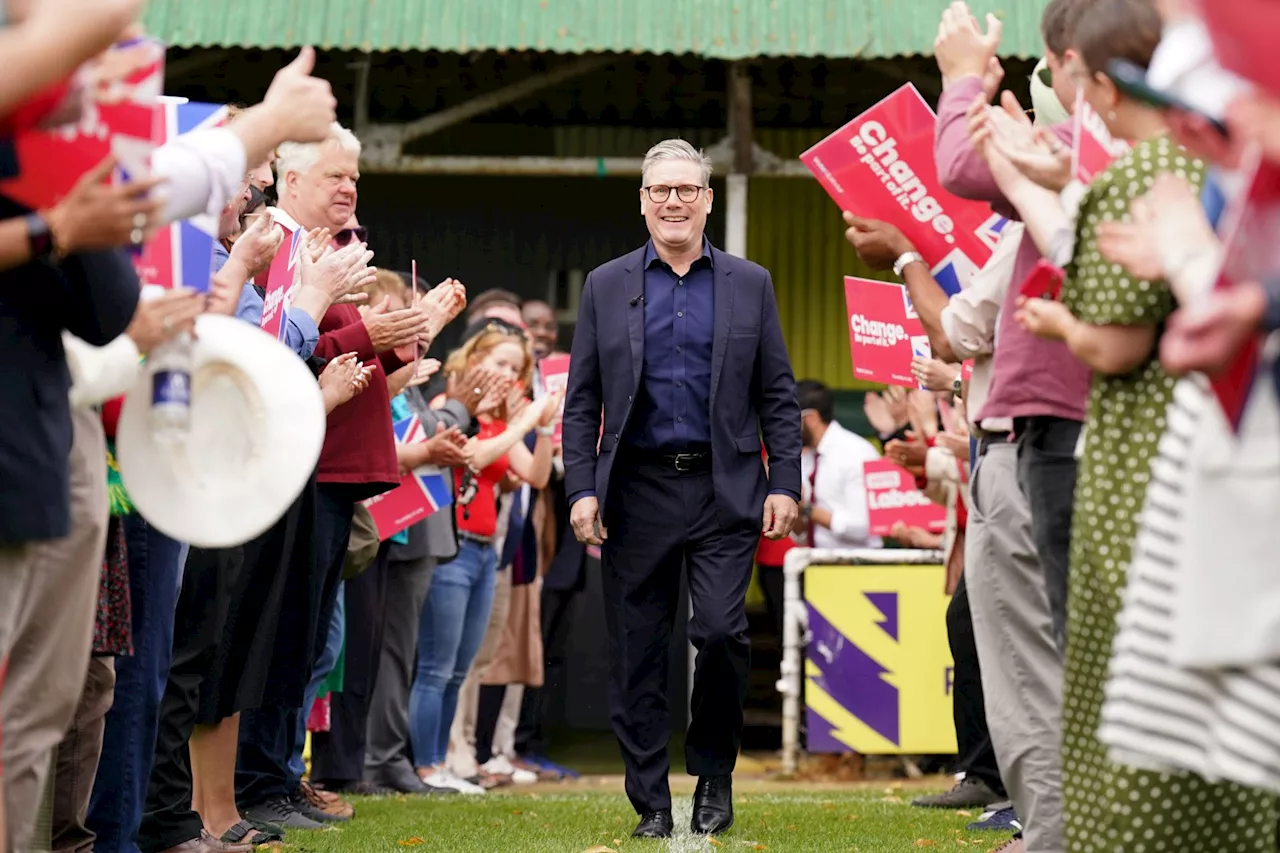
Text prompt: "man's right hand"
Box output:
[[261, 47, 337, 144], [362, 296, 430, 353], [421, 423, 468, 468], [843, 213, 914, 270], [45, 155, 166, 253], [934, 1, 1003, 87], [571, 496, 607, 546]]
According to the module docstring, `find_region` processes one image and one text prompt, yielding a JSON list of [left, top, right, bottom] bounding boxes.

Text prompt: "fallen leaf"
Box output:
[[511, 810, 524, 816], [581, 847, 618, 853], [709, 839, 724, 848], [543, 823, 555, 830], [787, 824, 798, 831], [396, 838, 425, 847], [612, 840, 623, 846], [915, 841, 938, 848], [955, 810, 973, 817], [844, 814, 859, 821]]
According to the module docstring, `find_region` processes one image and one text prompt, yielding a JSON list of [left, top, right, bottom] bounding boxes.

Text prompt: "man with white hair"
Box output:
[[233, 124, 437, 831], [562, 139, 802, 838]]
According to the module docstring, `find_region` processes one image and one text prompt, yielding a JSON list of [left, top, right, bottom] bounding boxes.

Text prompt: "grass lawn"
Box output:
[[281, 781, 1012, 853]]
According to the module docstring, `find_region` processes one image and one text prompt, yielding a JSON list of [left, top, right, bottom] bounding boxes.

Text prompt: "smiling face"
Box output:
[[640, 159, 713, 255], [480, 340, 528, 384], [522, 301, 558, 357], [284, 140, 359, 232]]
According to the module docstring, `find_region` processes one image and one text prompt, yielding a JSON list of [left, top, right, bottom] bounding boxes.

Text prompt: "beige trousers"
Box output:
[[446, 566, 511, 779], [0, 407, 108, 852]]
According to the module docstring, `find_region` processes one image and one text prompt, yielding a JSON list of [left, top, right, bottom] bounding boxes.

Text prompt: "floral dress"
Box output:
[[1060, 134, 1276, 852]]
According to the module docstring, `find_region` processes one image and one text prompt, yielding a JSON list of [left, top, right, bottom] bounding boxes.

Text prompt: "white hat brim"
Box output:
[[117, 314, 326, 548]]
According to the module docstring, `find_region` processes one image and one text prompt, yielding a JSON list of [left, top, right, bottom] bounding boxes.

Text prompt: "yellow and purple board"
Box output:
[[804, 564, 957, 755]]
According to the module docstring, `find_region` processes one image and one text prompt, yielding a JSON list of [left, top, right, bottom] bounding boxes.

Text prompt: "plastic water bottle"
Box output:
[[150, 331, 193, 443]]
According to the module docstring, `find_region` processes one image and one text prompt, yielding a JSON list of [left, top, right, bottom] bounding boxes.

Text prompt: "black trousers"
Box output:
[[311, 544, 392, 785], [514, 584, 579, 757], [236, 484, 353, 806], [1014, 416, 1081, 653], [946, 573, 1005, 796], [602, 458, 757, 815]]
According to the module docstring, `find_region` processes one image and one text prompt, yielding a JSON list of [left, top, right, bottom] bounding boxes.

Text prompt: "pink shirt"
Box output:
[[934, 76, 1091, 424]]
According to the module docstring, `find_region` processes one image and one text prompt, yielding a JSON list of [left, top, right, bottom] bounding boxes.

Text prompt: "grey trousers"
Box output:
[[364, 556, 436, 782], [51, 657, 117, 853], [1, 406, 108, 853], [966, 442, 1064, 853]]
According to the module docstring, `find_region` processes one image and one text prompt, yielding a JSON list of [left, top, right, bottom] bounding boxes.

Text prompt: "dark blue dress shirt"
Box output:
[[623, 239, 715, 452]]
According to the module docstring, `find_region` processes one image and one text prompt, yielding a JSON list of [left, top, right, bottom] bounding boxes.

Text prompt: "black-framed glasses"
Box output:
[[334, 226, 368, 247], [643, 184, 705, 203]]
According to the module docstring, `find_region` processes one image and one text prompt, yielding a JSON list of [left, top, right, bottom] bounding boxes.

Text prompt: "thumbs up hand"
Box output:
[[263, 46, 337, 143]]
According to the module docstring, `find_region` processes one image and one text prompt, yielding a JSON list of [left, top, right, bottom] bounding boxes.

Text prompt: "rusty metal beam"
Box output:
[[360, 153, 812, 177]]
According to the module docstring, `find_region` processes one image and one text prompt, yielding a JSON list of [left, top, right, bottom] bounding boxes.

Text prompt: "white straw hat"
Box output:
[[116, 313, 326, 547]]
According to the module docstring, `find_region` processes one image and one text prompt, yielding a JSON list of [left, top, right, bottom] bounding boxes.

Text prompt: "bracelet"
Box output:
[[536, 425, 555, 437]]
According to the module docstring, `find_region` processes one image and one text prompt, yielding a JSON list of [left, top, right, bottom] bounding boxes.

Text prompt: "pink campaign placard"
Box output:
[[802, 84, 1010, 294], [1072, 96, 1131, 184], [845, 276, 930, 389], [0, 38, 165, 212], [539, 353, 571, 445], [864, 458, 947, 536]]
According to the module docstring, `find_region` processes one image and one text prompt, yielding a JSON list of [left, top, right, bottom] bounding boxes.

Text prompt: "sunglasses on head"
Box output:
[[334, 226, 368, 247]]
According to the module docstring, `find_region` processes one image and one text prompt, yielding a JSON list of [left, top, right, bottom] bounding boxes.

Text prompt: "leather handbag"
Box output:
[[343, 502, 380, 580]]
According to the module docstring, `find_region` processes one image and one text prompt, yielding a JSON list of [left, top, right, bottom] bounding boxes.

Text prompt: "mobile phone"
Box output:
[[1106, 58, 1230, 138], [1019, 260, 1065, 301]]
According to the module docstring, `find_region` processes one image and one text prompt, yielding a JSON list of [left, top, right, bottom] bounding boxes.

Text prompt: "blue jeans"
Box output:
[[288, 583, 345, 785], [409, 540, 497, 768], [87, 516, 186, 853]]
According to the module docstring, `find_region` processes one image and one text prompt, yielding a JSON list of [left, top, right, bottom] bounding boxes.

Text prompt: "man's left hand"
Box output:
[[762, 494, 799, 540]]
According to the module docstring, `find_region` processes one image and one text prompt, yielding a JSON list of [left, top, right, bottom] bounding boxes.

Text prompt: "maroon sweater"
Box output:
[[313, 303, 403, 499]]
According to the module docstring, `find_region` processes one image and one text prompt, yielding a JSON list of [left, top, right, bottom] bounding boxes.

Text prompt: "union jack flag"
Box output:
[[133, 99, 229, 292], [391, 415, 454, 515]]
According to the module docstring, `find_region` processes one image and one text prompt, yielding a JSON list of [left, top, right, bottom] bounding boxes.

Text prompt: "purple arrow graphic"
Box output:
[[865, 592, 899, 641], [806, 603, 899, 746]]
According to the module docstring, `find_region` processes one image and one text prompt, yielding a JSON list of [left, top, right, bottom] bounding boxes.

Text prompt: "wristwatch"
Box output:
[[25, 212, 57, 264], [892, 251, 925, 279]]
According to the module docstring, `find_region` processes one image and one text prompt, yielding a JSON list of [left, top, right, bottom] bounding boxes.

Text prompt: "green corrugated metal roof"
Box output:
[[143, 0, 1044, 59]]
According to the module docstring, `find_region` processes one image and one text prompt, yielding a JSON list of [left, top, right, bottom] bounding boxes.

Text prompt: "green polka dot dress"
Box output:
[[1060, 135, 1277, 852]]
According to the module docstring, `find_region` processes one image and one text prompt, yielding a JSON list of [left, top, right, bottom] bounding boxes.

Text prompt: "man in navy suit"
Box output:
[[562, 139, 802, 839]]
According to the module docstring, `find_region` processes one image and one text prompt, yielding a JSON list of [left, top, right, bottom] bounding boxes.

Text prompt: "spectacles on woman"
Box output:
[[643, 184, 706, 203], [334, 226, 368, 247]]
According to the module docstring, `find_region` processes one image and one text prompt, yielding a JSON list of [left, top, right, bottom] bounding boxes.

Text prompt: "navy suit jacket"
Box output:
[[563, 243, 802, 528]]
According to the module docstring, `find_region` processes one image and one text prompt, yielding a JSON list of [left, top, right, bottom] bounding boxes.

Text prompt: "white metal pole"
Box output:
[[725, 172, 749, 258], [779, 546, 808, 775]]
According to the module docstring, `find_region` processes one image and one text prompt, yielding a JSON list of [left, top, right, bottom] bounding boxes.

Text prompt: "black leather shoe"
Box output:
[[692, 775, 734, 835], [632, 809, 674, 838]]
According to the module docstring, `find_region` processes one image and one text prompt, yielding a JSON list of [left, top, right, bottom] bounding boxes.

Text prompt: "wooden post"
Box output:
[[724, 61, 753, 260]]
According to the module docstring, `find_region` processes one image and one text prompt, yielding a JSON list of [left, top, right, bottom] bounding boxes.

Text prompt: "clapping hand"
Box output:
[[421, 422, 468, 468], [1014, 295, 1076, 341], [298, 237, 376, 308], [229, 212, 285, 279], [124, 289, 202, 354], [911, 356, 961, 393], [448, 365, 505, 416], [418, 278, 468, 344], [361, 296, 430, 353], [934, 1, 1003, 90], [319, 352, 374, 414]]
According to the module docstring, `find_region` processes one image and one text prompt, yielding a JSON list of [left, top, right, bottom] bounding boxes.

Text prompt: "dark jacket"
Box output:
[[562, 242, 802, 528], [0, 204, 140, 543]]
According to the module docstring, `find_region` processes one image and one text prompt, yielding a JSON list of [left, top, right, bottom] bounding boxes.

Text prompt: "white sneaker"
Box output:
[[420, 767, 460, 793], [484, 755, 515, 774], [442, 769, 487, 795]]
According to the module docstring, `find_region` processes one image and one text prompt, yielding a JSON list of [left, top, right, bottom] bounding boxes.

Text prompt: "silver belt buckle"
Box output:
[[673, 453, 693, 472]]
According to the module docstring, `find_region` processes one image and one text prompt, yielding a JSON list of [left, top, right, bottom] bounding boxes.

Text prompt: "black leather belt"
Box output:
[[976, 432, 1011, 457], [625, 447, 713, 474]]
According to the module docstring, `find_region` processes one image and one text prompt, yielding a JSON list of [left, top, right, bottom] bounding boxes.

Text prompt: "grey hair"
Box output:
[[641, 138, 713, 186], [275, 122, 362, 179]]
